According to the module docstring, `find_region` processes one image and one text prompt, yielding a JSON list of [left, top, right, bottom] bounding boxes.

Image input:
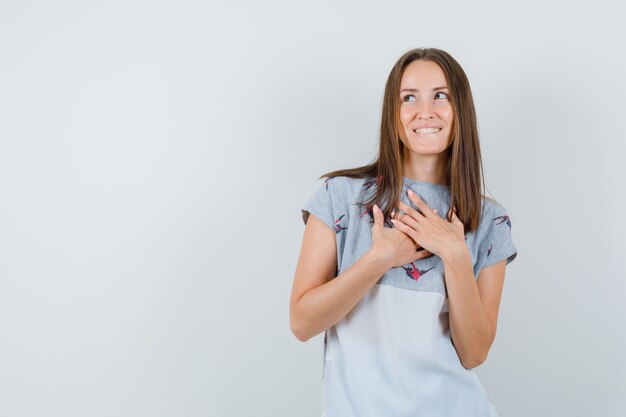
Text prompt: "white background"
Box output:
[[1, 1, 624, 416]]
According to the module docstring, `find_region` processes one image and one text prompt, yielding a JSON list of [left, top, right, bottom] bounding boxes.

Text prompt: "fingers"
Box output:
[[406, 189, 437, 218], [372, 204, 383, 228], [414, 249, 434, 260], [397, 201, 420, 219], [390, 213, 419, 243], [448, 206, 461, 223], [393, 203, 420, 230]]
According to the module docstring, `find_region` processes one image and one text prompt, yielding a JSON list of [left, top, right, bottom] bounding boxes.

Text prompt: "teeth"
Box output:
[[414, 128, 441, 134]]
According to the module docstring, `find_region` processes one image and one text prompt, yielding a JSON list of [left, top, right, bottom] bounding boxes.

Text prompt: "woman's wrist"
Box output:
[[440, 241, 471, 265], [363, 248, 394, 273]]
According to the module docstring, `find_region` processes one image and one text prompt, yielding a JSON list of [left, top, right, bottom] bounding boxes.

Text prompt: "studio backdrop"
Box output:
[[0, 1, 624, 416]]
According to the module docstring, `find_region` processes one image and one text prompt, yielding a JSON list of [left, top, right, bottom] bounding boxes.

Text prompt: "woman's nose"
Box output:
[[417, 100, 434, 118]]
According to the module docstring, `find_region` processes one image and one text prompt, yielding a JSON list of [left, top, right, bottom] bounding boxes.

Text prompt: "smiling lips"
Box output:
[[413, 127, 442, 134]]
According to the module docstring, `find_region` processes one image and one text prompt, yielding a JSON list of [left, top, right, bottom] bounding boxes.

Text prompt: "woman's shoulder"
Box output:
[[480, 195, 509, 215], [477, 194, 512, 233], [322, 175, 373, 195]]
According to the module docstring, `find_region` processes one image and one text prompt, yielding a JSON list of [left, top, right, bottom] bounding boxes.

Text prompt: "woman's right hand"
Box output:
[[369, 204, 433, 269]]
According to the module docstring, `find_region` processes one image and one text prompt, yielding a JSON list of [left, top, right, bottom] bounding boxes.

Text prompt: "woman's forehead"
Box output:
[[400, 61, 448, 90]]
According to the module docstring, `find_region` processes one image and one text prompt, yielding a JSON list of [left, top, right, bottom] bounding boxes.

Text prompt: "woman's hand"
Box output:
[[369, 204, 434, 269], [390, 189, 466, 259]]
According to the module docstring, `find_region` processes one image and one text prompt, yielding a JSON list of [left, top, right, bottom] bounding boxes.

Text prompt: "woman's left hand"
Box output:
[[390, 189, 466, 259]]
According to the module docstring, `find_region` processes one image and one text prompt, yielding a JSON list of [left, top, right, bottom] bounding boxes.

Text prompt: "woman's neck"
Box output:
[[403, 158, 448, 185]]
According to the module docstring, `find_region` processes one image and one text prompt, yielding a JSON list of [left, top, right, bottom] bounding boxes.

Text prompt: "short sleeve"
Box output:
[[301, 178, 336, 233], [475, 205, 518, 275]]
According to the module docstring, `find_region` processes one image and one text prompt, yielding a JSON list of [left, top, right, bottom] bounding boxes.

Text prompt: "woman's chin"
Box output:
[[405, 142, 450, 156]]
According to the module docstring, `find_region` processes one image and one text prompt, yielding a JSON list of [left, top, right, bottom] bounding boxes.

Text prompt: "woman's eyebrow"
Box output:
[[400, 86, 449, 93]]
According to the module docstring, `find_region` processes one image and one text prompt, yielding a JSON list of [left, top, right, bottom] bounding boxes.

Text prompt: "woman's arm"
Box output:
[[289, 213, 390, 342], [392, 192, 507, 369], [290, 203, 430, 342], [442, 248, 506, 369]]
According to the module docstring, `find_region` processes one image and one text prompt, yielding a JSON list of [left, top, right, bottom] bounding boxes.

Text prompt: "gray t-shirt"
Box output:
[[301, 175, 517, 417]]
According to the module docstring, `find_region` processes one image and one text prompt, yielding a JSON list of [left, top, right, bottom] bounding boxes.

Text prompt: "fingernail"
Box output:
[[407, 189, 414, 195]]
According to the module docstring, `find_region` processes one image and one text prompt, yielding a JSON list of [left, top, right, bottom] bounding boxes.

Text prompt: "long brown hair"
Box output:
[[319, 47, 491, 234]]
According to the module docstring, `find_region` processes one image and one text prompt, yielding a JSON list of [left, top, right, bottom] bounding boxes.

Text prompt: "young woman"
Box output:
[[290, 47, 518, 417]]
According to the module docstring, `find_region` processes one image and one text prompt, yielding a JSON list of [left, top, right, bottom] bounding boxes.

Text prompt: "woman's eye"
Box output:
[[403, 95, 416, 102], [435, 92, 449, 100]]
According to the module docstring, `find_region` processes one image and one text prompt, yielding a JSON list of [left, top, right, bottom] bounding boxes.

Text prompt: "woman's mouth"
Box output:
[[413, 128, 441, 134]]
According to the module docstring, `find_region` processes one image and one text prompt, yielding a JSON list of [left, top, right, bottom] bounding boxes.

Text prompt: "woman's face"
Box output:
[[398, 60, 454, 157]]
